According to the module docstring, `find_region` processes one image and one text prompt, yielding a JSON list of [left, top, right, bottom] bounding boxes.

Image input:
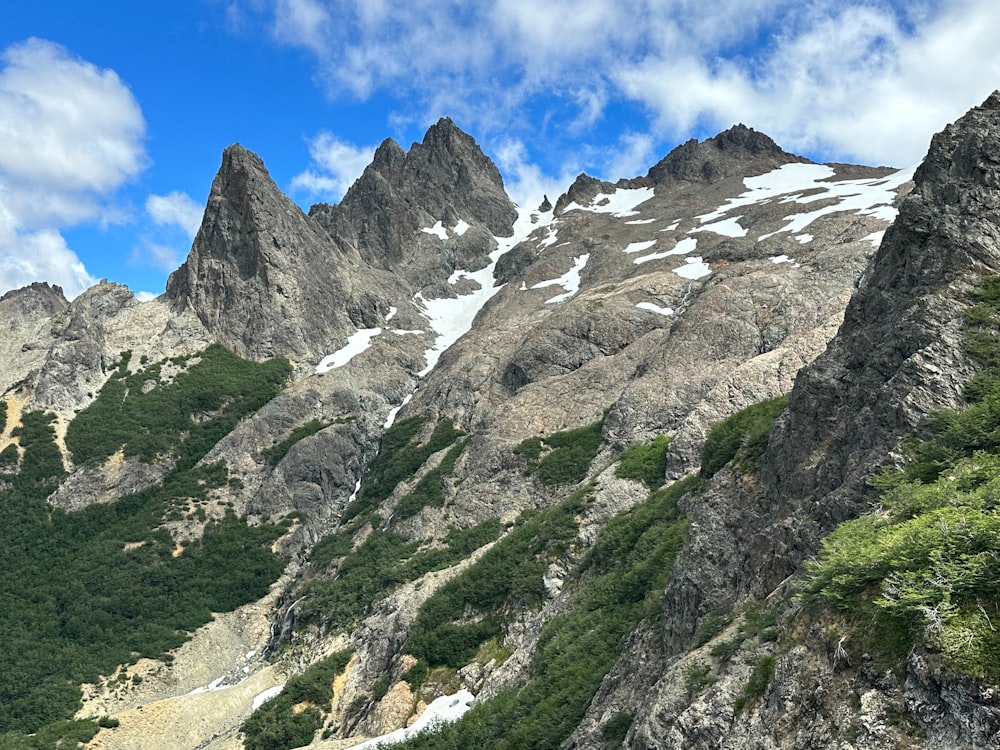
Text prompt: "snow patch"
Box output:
[[414, 207, 550, 376], [662, 220, 680, 232], [626, 218, 656, 225], [863, 230, 886, 246], [251, 685, 284, 711], [530, 254, 590, 304], [420, 221, 449, 240], [384, 394, 413, 429], [771, 255, 801, 268], [316, 328, 382, 373], [623, 240, 657, 254], [187, 677, 226, 696], [636, 302, 674, 316], [561, 187, 655, 218], [795, 234, 813, 244], [453, 219, 470, 236], [633, 237, 697, 265], [353, 690, 476, 749], [539, 225, 560, 249], [673, 257, 711, 280], [692, 163, 915, 240], [691, 215, 747, 238]]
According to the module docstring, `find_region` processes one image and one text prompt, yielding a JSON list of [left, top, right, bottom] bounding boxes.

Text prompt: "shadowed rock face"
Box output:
[[309, 118, 518, 288]]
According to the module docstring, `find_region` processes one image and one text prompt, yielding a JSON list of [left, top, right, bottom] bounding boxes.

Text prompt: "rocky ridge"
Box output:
[[3, 97, 999, 750]]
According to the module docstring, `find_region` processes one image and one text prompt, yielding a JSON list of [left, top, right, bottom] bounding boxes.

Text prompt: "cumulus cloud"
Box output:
[[249, 0, 1000, 179], [146, 191, 203, 239], [0, 38, 146, 298], [289, 131, 377, 203]]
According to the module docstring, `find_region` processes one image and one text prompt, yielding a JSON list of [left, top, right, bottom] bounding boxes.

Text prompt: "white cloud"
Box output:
[[0, 38, 146, 227], [492, 139, 577, 210], [147, 191, 203, 238], [0, 39, 147, 299], [0, 208, 96, 299], [289, 131, 377, 203], [249, 0, 1000, 173]]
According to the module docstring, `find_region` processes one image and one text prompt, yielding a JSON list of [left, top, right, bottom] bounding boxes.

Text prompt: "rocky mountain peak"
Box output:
[[308, 119, 517, 285], [645, 123, 807, 185], [165, 144, 380, 362], [0, 281, 68, 316]]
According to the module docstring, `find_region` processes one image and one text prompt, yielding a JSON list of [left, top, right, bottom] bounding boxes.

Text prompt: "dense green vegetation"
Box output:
[[301, 519, 502, 631], [405, 490, 589, 669], [341, 416, 465, 524], [240, 650, 352, 750], [394, 439, 466, 520], [803, 276, 1000, 681], [515, 419, 605, 487], [66, 344, 291, 470], [0, 399, 7, 433], [0, 347, 293, 745], [615, 434, 671, 488], [395, 476, 697, 750], [700, 395, 788, 478]]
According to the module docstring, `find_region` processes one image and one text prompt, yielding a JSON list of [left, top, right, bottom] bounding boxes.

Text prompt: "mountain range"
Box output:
[[1, 93, 999, 749]]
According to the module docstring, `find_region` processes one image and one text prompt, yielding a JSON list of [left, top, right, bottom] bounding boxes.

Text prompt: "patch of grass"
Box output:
[[615, 435, 671, 489], [700, 395, 788, 478]]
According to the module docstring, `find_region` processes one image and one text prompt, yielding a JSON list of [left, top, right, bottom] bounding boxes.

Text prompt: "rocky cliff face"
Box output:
[[4, 98, 999, 750], [566, 93, 1000, 750]]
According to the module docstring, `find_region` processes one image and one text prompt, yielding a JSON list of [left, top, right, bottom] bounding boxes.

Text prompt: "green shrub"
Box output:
[[404, 491, 589, 668], [66, 344, 291, 470], [0, 400, 6, 434], [240, 650, 352, 750], [341, 417, 465, 525], [692, 611, 732, 648], [700, 395, 788, 478], [0, 443, 18, 471], [394, 477, 692, 750], [394, 440, 466, 520], [615, 435, 671, 488], [802, 275, 1000, 682], [0, 410, 287, 737], [600, 712, 633, 746], [517, 420, 605, 487], [735, 655, 776, 712]]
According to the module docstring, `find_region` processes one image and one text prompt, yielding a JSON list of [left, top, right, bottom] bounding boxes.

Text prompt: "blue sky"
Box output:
[[1, 1, 999, 299]]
